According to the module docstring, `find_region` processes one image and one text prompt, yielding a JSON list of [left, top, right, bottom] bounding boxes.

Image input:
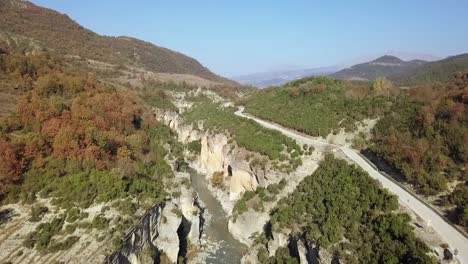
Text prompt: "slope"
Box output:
[[390, 53, 468, 86], [0, 0, 229, 83]]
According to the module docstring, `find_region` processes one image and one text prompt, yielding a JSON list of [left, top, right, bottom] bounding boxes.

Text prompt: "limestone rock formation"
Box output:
[[106, 205, 164, 264]]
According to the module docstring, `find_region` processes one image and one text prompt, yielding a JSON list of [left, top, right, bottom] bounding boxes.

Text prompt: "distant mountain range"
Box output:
[[331, 55, 427, 81], [232, 66, 339, 88], [331, 54, 468, 86]]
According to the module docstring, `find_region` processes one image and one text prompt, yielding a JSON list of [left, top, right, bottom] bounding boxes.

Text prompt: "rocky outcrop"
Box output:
[[155, 203, 183, 263], [240, 232, 322, 264], [106, 197, 204, 264], [267, 231, 289, 257], [106, 204, 164, 264], [175, 171, 204, 246]]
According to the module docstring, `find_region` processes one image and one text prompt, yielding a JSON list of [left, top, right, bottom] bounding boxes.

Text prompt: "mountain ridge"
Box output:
[[390, 53, 468, 86], [0, 0, 233, 84]]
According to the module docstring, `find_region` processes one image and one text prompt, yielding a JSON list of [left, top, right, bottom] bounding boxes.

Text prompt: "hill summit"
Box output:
[[371, 55, 404, 64], [331, 55, 427, 81]]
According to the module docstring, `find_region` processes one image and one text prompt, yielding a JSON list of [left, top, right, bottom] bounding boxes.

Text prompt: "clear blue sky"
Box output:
[[30, 0, 468, 76]]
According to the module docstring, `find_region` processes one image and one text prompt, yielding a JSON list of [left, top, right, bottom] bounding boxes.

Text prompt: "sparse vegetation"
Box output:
[[23, 215, 68, 252], [232, 180, 287, 219]]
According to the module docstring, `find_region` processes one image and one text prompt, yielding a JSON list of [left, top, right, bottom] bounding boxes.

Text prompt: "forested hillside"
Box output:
[[257, 156, 436, 264], [0, 0, 229, 83], [243, 77, 392, 136], [369, 72, 468, 227], [243, 73, 468, 229], [0, 49, 181, 252]]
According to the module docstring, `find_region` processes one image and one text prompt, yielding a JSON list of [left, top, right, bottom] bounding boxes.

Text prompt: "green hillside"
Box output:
[[390, 53, 468, 86]]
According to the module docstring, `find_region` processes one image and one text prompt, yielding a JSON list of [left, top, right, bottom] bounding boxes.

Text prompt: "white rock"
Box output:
[[155, 203, 182, 263]]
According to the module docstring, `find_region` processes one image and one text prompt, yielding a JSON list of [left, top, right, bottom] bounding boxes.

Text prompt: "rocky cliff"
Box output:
[[106, 171, 205, 264]]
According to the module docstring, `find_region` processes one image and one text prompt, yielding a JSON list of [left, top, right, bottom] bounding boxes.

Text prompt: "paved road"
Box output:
[[235, 108, 468, 263]]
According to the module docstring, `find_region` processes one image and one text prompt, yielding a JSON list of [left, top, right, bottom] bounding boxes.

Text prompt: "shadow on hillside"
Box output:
[[0, 208, 14, 226]]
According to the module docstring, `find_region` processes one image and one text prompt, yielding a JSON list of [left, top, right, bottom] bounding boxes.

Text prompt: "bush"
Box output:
[[23, 215, 65, 252], [64, 224, 76, 234], [210, 171, 224, 188], [29, 205, 49, 222], [114, 198, 137, 216], [171, 208, 183, 218], [175, 157, 189, 172], [66, 208, 81, 223], [48, 236, 80, 252], [187, 140, 201, 154], [91, 214, 109, 230], [112, 237, 123, 250]]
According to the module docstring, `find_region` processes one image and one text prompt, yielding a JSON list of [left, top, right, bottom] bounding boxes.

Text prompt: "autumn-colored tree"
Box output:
[[0, 137, 26, 195]]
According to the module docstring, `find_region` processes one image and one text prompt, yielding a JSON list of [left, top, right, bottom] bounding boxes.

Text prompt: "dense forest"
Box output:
[[369, 72, 468, 227], [258, 155, 436, 264], [0, 49, 181, 252]]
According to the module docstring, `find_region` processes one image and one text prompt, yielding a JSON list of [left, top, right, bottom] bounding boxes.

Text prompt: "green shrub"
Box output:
[[187, 140, 201, 154], [29, 205, 49, 222], [23, 215, 65, 252], [112, 237, 123, 250], [114, 199, 137, 216], [64, 224, 76, 234], [210, 171, 224, 188], [66, 208, 81, 223], [91, 214, 109, 230], [175, 157, 189, 172], [48, 236, 80, 252], [171, 208, 183, 218]]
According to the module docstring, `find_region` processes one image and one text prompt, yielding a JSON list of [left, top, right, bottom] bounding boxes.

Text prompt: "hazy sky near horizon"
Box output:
[[30, 0, 468, 76]]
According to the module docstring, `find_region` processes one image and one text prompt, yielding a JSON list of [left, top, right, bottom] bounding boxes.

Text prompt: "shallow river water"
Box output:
[[189, 169, 246, 263]]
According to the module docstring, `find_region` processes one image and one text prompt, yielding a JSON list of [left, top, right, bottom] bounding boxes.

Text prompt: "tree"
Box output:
[[372, 77, 393, 97]]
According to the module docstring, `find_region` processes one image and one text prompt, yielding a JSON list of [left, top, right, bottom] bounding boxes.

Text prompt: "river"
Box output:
[[189, 169, 246, 264]]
